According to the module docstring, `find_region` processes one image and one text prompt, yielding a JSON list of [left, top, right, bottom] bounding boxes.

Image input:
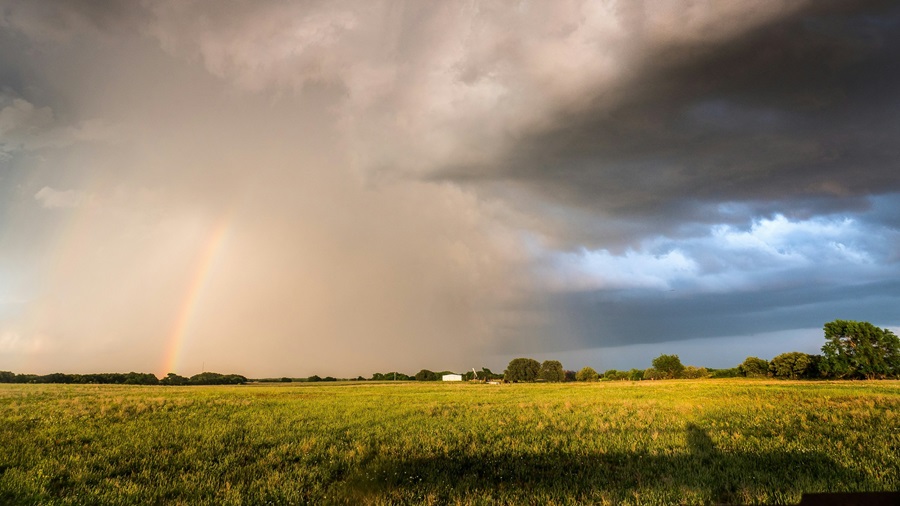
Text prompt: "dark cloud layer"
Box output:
[[548, 280, 900, 349], [449, 2, 900, 248]]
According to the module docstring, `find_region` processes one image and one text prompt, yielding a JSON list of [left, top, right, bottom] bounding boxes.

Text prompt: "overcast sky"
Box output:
[[1, 1, 898, 377]]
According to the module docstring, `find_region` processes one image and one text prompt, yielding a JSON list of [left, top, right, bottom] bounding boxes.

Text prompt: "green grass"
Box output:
[[0, 380, 897, 505]]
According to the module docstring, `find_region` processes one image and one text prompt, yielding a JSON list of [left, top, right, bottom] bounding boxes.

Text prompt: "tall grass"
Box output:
[[0, 380, 897, 505]]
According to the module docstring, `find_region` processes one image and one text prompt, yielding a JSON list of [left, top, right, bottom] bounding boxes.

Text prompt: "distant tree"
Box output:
[[482, 368, 503, 380], [466, 368, 503, 381], [538, 360, 565, 382], [371, 372, 410, 381], [83, 373, 119, 384], [708, 367, 739, 378], [415, 369, 439, 381], [225, 374, 248, 384], [681, 366, 709, 379], [576, 366, 599, 382], [124, 372, 159, 385], [188, 372, 244, 385], [307, 375, 322, 382], [0, 371, 14, 383], [643, 367, 664, 380], [392, 372, 412, 381], [504, 358, 541, 382], [281, 377, 292, 382], [769, 352, 813, 380], [564, 370, 577, 382], [820, 320, 900, 379], [739, 357, 770, 378], [160, 373, 189, 386], [628, 368, 645, 381], [652, 354, 685, 379], [42, 373, 75, 384], [189, 372, 219, 385], [601, 369, 628, 381]]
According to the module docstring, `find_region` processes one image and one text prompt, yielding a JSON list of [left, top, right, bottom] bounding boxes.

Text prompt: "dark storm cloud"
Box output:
[[443, 1, 900, 248]]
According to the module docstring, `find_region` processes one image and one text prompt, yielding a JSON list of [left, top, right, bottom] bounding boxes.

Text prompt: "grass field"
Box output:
[[0, 380, 897, 505]]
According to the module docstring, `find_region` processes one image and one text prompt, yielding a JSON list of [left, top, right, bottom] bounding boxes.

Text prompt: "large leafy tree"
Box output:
[[821, 320, 900, 379], [769, 352, 813, 380], [651, 354, 685, 379], [504, 358, 541, 382], [538, 360, 565, 382], [739, 356, 769, 378]]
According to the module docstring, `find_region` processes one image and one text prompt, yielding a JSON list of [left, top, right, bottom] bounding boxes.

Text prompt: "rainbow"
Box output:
[[158, 218, 231, 378]]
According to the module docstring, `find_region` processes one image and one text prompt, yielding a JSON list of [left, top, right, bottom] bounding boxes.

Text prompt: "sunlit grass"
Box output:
[[0, 380, 897, 505]]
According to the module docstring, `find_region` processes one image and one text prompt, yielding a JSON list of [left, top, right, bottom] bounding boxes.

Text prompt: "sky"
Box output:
[[1, 0, 899, 378]]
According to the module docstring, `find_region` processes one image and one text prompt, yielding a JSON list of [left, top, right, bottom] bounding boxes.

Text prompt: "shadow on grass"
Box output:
[[341, 424, 878, 504]]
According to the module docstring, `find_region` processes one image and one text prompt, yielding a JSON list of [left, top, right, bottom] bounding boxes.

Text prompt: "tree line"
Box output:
[[729, 320, 900, 380], [505, 320, 900, 382], [0, 371, 248, 386], [2, 320, 895, 385], [279, 368, 506, 383]]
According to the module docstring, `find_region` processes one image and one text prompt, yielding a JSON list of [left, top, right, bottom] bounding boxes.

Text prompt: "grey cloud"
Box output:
[[0, 92, 116, 156], [862, 194, 900, 229], [533, 280, 900, 351], [0, 0, 148, 42]]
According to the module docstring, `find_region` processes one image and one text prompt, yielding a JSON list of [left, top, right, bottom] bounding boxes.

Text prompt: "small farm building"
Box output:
[[442, 374, 463, 381]]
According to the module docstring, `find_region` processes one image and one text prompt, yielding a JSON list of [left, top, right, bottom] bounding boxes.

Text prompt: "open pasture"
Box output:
[[1, 380, 897, 505]]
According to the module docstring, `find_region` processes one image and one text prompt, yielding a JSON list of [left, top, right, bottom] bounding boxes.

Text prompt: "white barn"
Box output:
[[442, 373, 463, 381]]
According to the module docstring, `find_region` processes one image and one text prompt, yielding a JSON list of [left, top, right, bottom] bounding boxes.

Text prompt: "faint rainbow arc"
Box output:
[[159, 218, 231, 378]]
